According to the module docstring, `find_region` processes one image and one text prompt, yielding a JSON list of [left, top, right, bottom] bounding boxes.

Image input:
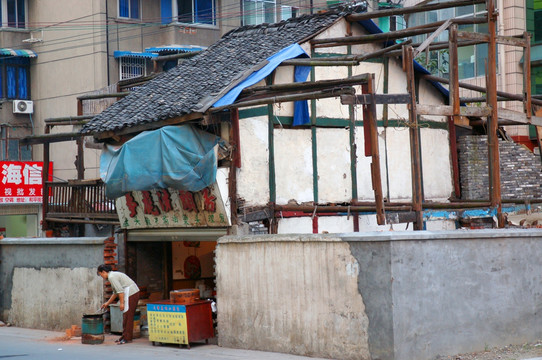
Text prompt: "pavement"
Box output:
[[0, 326, 330, 360]]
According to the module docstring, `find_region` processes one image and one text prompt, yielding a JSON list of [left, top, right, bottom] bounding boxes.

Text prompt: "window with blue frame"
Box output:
[[0, 57, 30, 100], [119, 0, 139, 19]]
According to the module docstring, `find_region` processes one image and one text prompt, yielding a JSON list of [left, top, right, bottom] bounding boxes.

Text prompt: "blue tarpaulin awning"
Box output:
[[100, 125, 224, 199], [114, 50, 158, 59]]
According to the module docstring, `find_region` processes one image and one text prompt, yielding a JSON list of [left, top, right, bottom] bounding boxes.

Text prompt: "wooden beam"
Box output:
[[497, 108, 542, 126], [413, 19, 452, 58], [20, 132, 83, 145], [311, 26, 440, 48], [211, 87, 355, 113], [364, 74, 386, 225], [341, 93, 411, 105], [420, 74, 542, 106], [240, 74, 369, 95], [346, 0, 485, 22], [77, 92, 129, 101], [416, 104, 491, 117], [405, 45, 424, 230], [92, 112, 204, 140]]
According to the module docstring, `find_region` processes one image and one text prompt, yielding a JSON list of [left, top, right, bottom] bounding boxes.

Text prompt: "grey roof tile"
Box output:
[[81, 11, 342, 135]]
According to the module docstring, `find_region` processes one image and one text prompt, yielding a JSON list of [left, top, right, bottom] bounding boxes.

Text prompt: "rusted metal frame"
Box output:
[[404, 45, 424, 230], [341, 93, 411, 105], [459, 95, 510, 102], [311, 26, 440, 48], [363, 75, 386, 225], [457, 30, 529, 48], [274, 204, 411, 212], [228, 109, 240, 229], [524, 32, 532, 118], [486, 0, 503, 227], [420, 74, 542, 106], [20, 132, 83, 145], [413, 19, 453, 58], [346, 0, 485, 22]]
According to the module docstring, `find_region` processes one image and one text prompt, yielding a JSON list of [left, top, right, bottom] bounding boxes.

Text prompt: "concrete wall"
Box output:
[[216, 229, 542, 360], [0, 238, 106, 331]]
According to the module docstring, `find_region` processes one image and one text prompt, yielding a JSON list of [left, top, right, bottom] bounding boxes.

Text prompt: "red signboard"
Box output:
[[0, 161, 53, 204]]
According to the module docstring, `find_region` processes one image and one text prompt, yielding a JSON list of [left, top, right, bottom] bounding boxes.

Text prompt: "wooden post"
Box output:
[[229, 109, 240, 228], [448, 24, 462, 200], [486, 0, 503, 227], [405, 46, 424, 230], [362, 75, 385, 225], [41, 127, 50, 232]]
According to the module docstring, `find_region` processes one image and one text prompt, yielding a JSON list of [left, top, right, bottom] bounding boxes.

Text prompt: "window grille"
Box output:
[[120, 57, 147, 80]]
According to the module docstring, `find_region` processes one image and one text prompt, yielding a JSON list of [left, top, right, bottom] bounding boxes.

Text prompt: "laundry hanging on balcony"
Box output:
[[100, 124, 224, 199]]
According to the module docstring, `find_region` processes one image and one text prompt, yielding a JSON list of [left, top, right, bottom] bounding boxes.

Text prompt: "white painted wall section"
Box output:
[[238, 116, 270, 206], [274, 128, 313, 204], [420, 128, 453, 200], [317, 128, 352, 203], [319, 215, 354, 233], [277, 216, 313, 234]]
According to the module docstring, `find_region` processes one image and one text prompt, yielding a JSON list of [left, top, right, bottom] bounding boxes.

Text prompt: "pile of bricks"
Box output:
[[458, 136, 542, 200], [103, 236, 118, 332]]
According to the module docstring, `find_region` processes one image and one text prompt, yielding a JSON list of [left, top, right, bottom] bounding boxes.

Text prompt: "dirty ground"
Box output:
[[436, 341, 542, 360]]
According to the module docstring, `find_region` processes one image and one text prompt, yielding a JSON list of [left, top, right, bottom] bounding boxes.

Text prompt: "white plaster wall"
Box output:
[[355, 126, 389, 200], [316, 128, 352, 203], [358, 214, 413, 231], [217, 237, 370, 360], [313, 21, 349, 55], [425, 220, 457, 231], [387, 57, 410, 121], [420, 128, 454, 200], [418, 78, 448, 123], [237, 116, 270, 206], [9, 267, 102, 330], [352, 61, 386, 119], [273, 65, 296, 118], [314, 66, 350, 119], [319, 215, 354, 233], [277, 216, 313, 234], [385, 128, 413, 200], [274, 128, 313, 204]]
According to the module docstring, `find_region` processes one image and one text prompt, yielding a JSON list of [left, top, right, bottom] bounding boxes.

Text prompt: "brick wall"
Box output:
[[457, 136, 542, 200]]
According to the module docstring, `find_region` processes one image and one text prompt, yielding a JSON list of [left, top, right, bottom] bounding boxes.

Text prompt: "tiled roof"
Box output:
[[81, 11, 342, 135]]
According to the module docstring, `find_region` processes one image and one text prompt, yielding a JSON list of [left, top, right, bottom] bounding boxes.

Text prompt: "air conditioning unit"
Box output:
[[13, 100, 33, 114]]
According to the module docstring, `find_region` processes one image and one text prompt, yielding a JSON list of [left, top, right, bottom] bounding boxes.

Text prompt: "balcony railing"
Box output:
[[45, 179, 119, 225]]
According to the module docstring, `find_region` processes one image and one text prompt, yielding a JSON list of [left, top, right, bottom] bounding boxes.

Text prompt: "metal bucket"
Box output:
[[81, 313, 104, 344]]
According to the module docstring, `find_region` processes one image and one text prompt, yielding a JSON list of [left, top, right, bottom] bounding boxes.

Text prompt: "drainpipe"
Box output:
[[105, 0, 111, 85]]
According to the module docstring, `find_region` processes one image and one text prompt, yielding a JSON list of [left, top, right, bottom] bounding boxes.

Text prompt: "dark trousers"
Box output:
[[122, 291, 140, 341]]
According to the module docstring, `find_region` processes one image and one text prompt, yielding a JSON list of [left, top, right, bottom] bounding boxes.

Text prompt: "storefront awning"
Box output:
[[127, 228, 228, 241], [0, 48, 37, 58], [113, 50, 158, 59]]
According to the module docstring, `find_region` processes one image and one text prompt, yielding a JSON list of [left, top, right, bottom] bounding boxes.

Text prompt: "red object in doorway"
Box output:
[[511, 135, 536, 152]]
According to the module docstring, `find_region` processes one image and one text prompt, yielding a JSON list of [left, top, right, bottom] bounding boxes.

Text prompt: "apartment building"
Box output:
[[400, 0, 538, 143], [0, 0, 312, 237]]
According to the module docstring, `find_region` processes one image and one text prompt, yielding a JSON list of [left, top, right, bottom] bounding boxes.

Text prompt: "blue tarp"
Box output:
[[213, 43, 311, 126], [100, 125, 223, 199]]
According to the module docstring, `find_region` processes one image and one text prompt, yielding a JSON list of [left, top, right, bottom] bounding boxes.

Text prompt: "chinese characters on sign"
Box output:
[[115, 184, 229, 229], [0, 161, 53, 204]]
